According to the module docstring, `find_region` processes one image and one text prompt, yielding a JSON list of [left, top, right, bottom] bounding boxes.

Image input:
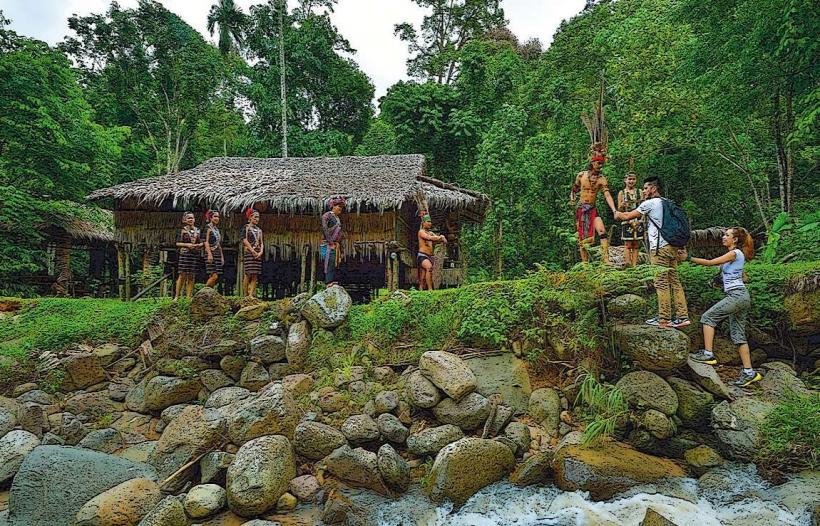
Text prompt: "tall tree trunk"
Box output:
[[279, 0, 288, 158], [772, 90, 793, 214]]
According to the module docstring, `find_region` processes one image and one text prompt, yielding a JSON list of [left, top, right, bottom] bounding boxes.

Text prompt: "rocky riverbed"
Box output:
[[0, 283, 817, 526]]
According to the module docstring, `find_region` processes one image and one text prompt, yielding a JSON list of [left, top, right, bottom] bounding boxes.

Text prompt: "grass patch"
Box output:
[[0, 298, 169, 358], [574, 370, 629, 446], [758, 389, 820, 473]]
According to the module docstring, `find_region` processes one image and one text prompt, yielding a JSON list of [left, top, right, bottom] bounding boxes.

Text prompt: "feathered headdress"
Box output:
[[244, 207, 258, 221], [581, 80, 608, 165], [328, 196, 347, 209], [204, 209, 219, 222]]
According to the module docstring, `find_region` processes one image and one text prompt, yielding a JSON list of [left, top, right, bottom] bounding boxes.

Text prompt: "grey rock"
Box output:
[[0, 408, 16, 437], [40, 432, 65, 446], [374, 390, 399, 414], [643, 409, 674, 440], [711, 397, 775, 461], [686, 358, 732, 400], [341, 414, 380, 444], [324, 445, 389, 494], [758, 369, 810, 401], [16, 390, 55, 406], [160, 403, 189, 424], [227, 435, 296, 517], [200, 369, 234, 392], [184, 483, 227, 519], [286, 321, 310, 368], [377, 413, 409, 444], [143, 376, 202, 412], [504, 422, 531, 456], [668, 377, 714, 429], [78, 427, 123, 453], [125, 380, 148, 413], [220, 355, 247, 381], [483, 404, 515, 438], [200, 451, 235, 485], [612, 324, 690, 371], [607, 294, 648, 320], [528, 388, 561, 436], [510, 451, 554, 486], [616, 371, 678, 415], [433, 392, 491, 431], [137, 496, 186, 526], [62, 352, 106, 389], [293, 421, 348, 460], [428, 437, 515, 506], [406, 424, 464, 457], [53, 412, 89, 446], [205, 386, 253, 409], [288, 474, 320, 502], [268, 363, 290, 381], [249, 334, 287, 365], [108, 379, 134, 402], [226, 382, 299, 445], [300, 286, 352, 329], [65, 391, 118, 420], [9, 445, 156, 526], [16, 402, 45, 437], [239, 362, 270, 391], [372, 366, 396, 384], [377, 443, 410, 493], [419, 351, 477, 401], [0, 430, 40, 484]]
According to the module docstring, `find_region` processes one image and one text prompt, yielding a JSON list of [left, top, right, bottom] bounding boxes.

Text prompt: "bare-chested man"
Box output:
[[417, 213, 447, 291], [569, 152, 617, 264]]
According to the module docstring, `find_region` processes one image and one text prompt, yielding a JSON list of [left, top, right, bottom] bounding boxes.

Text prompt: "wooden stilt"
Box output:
[[124, 244, 131, 301], [299, 244, 308, 293], [236, 243, 244, 297], [309, 247, 317, 294], [159, 250, 168, 297], [116, 244, 125, 301]]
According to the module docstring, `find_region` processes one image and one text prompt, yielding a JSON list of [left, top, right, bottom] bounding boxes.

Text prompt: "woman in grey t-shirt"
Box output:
[[681, 227, 761, 387]]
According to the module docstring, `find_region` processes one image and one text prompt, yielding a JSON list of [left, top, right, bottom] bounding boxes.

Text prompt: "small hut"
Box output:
[[88, 155, 489, 299], [37, 203, 116, 296]]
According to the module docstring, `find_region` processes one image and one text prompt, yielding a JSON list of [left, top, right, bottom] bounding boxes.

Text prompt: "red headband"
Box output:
[[245, 207, 257, 220], [591, 153, 606, 163]]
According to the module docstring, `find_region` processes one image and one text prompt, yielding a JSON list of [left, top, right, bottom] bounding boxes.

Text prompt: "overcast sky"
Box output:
[[3, 0, 585, 101]]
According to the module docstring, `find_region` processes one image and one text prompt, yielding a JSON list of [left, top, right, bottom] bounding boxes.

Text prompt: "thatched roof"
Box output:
[[88, 155, 489, 216], [43, 203, 114, 243]]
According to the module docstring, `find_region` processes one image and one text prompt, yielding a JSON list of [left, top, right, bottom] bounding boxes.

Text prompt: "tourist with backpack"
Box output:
[[614, 176, 690, 329], [680, 227, 761, 387]]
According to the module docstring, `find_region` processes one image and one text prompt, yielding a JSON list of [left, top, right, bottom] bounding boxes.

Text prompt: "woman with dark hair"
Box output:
[[321, 197, 346, 287], [174, 211, 202, 300], [682, 227, 760, 387], [242, 208, 263, 298], [203, 209, 224, 288]]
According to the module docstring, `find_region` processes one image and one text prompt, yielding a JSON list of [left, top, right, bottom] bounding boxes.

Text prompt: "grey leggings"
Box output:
[[700, 287, 751, 344]]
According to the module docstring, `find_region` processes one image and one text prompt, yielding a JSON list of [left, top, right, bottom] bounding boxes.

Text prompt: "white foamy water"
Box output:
[[364, 464, 813, 526]]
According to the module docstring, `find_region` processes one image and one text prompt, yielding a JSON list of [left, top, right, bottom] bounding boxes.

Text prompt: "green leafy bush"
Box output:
[[574, 371, 629, 446], [758, 389, 820, 472]]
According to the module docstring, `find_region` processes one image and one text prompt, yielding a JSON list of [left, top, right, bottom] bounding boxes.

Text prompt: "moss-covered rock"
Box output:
[[607, 294, 648, 320], [612, 324, 690, 372], [553, 442, 686, 500], [427, 437, 515, 506]]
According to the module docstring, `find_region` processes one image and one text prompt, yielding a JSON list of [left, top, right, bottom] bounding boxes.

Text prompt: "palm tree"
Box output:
[[207, 0, 246, 55]]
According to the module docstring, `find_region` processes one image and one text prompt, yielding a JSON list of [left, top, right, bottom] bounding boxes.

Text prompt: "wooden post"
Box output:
[[159, 250, 169, 297], [116, 244, 125, 301], [309, 246, 317, 294], [236, 243, 244, 297], [123, 244, 131, 301], [299, 244, 308, 293]]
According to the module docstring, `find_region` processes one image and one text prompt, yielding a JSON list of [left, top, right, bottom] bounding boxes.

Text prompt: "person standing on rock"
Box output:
[[203, 209, 224, 289], [174, 211, 202, 301], [617, 166, 643, 267], [417, 211, 447, 291], [321, 197, 346, 287], [615, 176, 689, 329], [680, 227, 761, 387], [242, 208, 263, 298], [569, 150, 617, 265]]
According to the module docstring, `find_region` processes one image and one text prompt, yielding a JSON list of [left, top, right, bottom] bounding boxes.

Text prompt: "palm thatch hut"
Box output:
[[39, 203, 116, 296], [89, 155, 489, 299]]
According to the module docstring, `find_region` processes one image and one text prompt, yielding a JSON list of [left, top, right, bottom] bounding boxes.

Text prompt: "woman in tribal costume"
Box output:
[[174, 211, 202, 300], [242, 208, 263, 298], [203, 209, 224, 288]]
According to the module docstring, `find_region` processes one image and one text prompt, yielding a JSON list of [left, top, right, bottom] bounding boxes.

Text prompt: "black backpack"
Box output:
[[647, 198, 691, 251]]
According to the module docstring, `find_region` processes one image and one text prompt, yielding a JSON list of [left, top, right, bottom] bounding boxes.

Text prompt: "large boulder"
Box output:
[[711, 397, 775, 461], [143, 376, 202, 412], [149, 406, 225, 485], [0, 407, 16, 437], [0, 430, 40, 485], [286, 321, 310, 368], [125, 380, 149, 413], [199, 369, 234, 392], [553, 442, 686, 500], [74, 477, 161, 526], [668, 377, 714, 429], [528, 387, 561, 436], [433, 393, 491, 431], [238, 362, 270, 391], [419, 351, 477, 401], [300, 286, 352, 329], [227, 435, 296, 517], [612, 324, 689, 371], [191, 286, 230, 322], [205, 386, 253, 409], [407, 424, 465, 457], [65, 391, 118, 419], [323, 445, 389, 494], [377, 413, 409, 444], [758, 369, 811, 401], [405, 370, 441, 409], [686, 358, 732, 399], [615, 371, 678, 415], [427, 437, 515, 506], [783, 289, 820, 336], [248, 334, 287, 365], [8, 446, 157, 526], [293, 421, 348, 460], [62, 352, 106, 390], [226, 382, 299, 445]]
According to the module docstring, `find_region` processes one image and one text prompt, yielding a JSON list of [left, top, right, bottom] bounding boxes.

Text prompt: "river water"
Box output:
[[361, 463, 815, 526]]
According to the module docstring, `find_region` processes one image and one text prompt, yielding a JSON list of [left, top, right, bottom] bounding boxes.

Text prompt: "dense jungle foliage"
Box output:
[[0, 0, 817, 292]]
